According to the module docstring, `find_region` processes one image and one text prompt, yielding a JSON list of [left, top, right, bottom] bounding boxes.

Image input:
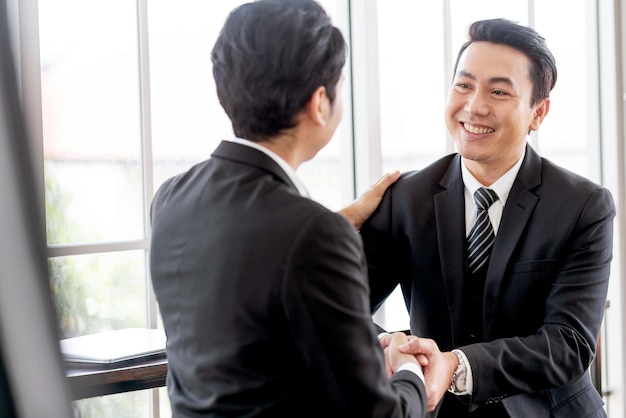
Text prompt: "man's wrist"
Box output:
[[449, 349, 468, 395], [397, 361, 425, 384]]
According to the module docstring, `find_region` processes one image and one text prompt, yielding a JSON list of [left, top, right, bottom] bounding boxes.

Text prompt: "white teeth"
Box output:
[[463, 123, 494, 135]]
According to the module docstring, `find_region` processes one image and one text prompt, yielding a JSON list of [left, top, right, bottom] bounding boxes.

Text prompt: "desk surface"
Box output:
[[66, 356, 168, 400]]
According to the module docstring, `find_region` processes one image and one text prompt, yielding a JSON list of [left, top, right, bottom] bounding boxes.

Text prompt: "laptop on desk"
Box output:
[[60, 328, 166, 366]]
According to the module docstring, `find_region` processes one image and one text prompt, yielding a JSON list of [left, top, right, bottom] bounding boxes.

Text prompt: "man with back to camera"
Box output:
[[359, 18, 615, 417], [149, 0, 429, 416]]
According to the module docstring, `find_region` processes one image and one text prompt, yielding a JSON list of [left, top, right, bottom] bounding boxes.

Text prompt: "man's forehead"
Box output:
[[456, 42, 532, 83]]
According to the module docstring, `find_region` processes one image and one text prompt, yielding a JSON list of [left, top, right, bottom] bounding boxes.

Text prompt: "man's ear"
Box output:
[[306, 86, 328, 127], [529, 98, 550, 132]]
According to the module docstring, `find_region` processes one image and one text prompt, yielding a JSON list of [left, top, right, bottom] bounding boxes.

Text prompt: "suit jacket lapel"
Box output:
[[483, 144, 542, 337], [211, 140, 300, 194], [434, 154, 468, 343]]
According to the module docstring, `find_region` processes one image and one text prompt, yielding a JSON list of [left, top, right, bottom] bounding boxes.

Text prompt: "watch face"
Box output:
[[456, 371, 467, 392], [451, 350, 467, 393]]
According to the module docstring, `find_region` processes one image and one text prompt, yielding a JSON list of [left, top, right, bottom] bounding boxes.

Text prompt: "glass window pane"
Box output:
[[534, 0, 593, 179], [449, 0, 528, 50], [159, 387, 172, 417], [299, 0, 351, 210], [73, 388, 152, 418], [377, 1, 448, 174], [51, 251, 146, 338], [39, 0, 144, 244], [148, 1, 246, 189]]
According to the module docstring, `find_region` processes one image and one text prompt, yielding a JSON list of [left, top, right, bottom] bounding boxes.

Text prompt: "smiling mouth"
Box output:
[[463, 122, 494, 135]]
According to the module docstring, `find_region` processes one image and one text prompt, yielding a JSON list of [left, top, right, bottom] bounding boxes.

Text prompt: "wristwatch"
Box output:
[[449, 349, 467, 394]]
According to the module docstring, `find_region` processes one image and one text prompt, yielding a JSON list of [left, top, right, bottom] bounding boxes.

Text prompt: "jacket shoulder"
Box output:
[[393, 153, 458, 191]]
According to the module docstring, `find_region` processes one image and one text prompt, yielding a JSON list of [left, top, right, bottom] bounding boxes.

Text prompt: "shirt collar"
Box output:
[[229, 137, 310, 198], [460, 146, 525, 206]]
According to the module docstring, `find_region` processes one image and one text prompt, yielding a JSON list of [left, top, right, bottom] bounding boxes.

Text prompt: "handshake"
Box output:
[[380, 332, 459, 412]]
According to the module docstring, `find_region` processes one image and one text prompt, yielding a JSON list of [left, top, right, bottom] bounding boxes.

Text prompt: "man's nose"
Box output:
[[464, 91, 490, 116]]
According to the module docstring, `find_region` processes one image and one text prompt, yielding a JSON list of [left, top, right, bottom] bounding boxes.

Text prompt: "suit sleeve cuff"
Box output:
[[397, 362, 425, 384]]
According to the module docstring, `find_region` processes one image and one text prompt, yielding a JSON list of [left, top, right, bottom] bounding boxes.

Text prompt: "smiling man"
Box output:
[[359, 18, 614, 417], [446, 41, 549, 186]]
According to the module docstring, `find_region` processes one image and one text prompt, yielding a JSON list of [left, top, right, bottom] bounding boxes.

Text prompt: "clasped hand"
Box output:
[[380, 334, 459, 412]]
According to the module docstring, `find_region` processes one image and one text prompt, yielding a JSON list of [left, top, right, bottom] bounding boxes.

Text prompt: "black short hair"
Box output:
[[453, 18, 557, 107], [211, 0, 347, 141]]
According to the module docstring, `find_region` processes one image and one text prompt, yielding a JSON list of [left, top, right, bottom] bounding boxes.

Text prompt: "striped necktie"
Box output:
[[467, 187, 499, 274]]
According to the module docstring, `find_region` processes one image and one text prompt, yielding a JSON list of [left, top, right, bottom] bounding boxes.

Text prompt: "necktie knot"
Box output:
[[474, 187, 498, 211]]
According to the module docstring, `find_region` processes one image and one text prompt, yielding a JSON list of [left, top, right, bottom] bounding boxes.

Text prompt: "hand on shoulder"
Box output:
[[338, 170, 400, 230]]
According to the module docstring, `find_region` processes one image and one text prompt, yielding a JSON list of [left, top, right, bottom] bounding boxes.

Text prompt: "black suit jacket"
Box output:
[[361, 144, 614, 417], [150, 140, 427, 417]]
